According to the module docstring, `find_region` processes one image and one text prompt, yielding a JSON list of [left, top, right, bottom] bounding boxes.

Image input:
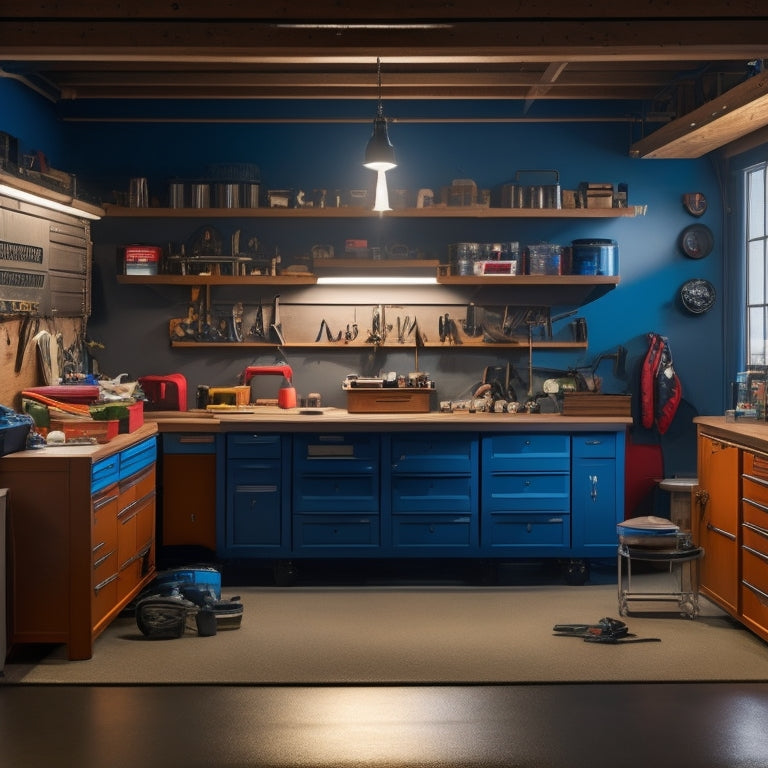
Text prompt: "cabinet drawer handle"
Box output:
[[119, 466, 154, 492], [743, 497, 768, 514], [178, 435, 216, 445], [706, 522, 737, 541], [93, 549, 116, 568], [94, 572, 118, 594], [743, 521, 768, 540], [742, 579, 768, 606], [118, 491, 155, 522], [589, 474, 599, 501], [237, 484, 277, 493], [743, 544, 768, 565], [93, 491, 119, 511], [584, 440, 602, 446]]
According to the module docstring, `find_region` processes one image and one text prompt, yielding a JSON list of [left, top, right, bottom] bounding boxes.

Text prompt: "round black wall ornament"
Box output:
[[679, 224, 714, 259], [680, 278, 716, 315]]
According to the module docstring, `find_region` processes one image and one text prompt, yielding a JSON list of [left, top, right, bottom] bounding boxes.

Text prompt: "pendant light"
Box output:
[[363, 57, 396, 212]]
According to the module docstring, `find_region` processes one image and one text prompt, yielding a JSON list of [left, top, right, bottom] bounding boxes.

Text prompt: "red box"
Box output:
[[124, 245, 162, 275], [119, 401, 144, 433]]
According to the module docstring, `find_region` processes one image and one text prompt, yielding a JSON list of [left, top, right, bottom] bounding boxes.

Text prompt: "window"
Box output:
[[746, 162, 768, 366]]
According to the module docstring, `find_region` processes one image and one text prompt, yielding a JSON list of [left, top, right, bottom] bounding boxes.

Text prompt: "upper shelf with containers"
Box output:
[[103, 204, 645, 219], [106, 171, 646, 218]]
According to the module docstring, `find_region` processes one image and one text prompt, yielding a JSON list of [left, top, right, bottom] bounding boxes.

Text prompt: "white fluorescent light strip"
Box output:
[[0, 184, 101, 220], [316, 276, 437, 285], [274, 24, 451, 30]]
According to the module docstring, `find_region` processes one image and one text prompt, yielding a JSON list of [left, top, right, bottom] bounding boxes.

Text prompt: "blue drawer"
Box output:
[[227, 433, 282, 459], [293, 515, 380, 548], [119, 437, 157, 479], [163, 432, 218, 454], [91, 454, 120, 493], [293, 474, 379, 513], [484, 472, 570, 511], [485, 513, 570, 549], [482, 433, 570, 472], [572, 432, 617, 459], [294, 433, 378, 473], [391, 515, 473, 548], [391, 475, 474, 513], [389, 433, 478, 474]]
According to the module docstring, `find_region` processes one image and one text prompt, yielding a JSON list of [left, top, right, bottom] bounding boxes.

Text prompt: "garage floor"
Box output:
[[2, 682, 768, 767]]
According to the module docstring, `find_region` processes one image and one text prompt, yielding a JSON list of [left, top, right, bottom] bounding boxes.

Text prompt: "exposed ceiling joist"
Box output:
[[2, 4, 768, 156], [630, 70, 768, 158]]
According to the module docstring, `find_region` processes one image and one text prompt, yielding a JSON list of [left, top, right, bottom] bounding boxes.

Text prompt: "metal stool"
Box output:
[[617, 542, 705, 619]]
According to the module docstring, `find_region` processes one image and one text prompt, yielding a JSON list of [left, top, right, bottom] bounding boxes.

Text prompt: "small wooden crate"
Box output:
[[50, 418, 119, 443], [346, 388, 432, 414], [561, 392, 632, 417]]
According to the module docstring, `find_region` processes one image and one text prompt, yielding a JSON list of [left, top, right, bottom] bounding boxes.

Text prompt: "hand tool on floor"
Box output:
[[553, 617, 660, 644]]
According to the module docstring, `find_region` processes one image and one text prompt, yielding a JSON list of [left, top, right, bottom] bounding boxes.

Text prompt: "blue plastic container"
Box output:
[[571, 239, 618, 276]]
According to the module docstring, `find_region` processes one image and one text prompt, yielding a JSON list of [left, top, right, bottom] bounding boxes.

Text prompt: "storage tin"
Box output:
[[571, 238, 618, 276], [525, 243, 563, 275]]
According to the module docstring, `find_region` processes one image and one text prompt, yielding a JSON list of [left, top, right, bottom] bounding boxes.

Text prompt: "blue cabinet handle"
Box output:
[[590, 474, 599, 501]]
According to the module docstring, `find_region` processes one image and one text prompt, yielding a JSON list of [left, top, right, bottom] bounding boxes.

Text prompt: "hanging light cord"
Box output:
[[376, 57, 384, 117]]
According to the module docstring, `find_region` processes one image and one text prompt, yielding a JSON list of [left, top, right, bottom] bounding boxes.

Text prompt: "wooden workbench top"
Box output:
[[144, 407, 632, 433]]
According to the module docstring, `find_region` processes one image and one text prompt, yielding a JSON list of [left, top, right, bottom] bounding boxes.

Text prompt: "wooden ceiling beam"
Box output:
[[2, 20, 768, 58], [630, 70, 768, 158], [1, 1, 766, 20]]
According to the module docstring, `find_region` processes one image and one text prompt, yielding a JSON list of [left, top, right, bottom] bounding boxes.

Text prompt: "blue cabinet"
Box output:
[[212, 426, 625, 569], [219, 433, 291, 556], [386, 433, 479, 553], [292, 433, 380, 552], [481, 433, 571, 555], [570, 432, 624, 556]]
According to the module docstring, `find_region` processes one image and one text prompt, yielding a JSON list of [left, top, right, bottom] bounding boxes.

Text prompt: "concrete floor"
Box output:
[[2, 682, 768, 767]]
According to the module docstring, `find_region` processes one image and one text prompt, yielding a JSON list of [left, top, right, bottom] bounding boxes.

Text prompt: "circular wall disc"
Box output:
[[680, 278, 716, 314], [679, 224, 714, 259]]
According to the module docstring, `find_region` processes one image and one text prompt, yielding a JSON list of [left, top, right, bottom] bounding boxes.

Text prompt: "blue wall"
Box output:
[[1, 81, 729, 429]]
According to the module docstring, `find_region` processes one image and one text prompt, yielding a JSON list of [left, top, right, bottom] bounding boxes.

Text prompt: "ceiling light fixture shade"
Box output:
[[364, 58, 396, 211]]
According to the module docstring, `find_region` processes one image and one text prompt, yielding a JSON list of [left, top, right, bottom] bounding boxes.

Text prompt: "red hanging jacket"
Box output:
[[640, 332, 664, 429], [640, 332, 682, 434]]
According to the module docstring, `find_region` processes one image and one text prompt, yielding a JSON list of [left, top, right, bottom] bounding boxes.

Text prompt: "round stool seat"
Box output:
[[659, 477, 698, 492], [620, 544, 704, 562]]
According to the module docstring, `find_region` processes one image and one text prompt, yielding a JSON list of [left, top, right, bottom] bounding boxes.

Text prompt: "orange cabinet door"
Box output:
[[162, 453, 216, 550], [696, 433, 739, 614]]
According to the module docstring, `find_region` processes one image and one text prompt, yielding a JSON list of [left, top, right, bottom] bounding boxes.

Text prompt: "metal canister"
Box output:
[[190, 183, 210, 208], [215, 183, 241, 208], [242, 183, 260, 207], [571, 239, 618, 276], [169, 182, 186, 208]]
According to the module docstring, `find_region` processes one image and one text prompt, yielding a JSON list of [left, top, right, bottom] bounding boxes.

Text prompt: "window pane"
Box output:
[[748, 168, 766, 239], [746, 163, 768, 367], [749, 240, 765, 305], [749, 307, 766, 366]]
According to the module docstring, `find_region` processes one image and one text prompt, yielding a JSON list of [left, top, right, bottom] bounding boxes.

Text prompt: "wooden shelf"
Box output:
[[104, 204, 645, 219], [117, 273, 619, 288], [0, 169, 105, 219], [117, 274, 317, 286], [170, 340, 588, 350]]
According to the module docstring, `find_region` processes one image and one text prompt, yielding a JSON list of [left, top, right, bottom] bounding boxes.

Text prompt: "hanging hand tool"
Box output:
[[344, 322, 359, 343], [14, 314, 37, 373], [397, 315, 415, 343], [269, 294, 285, 345], [315, 319, 343, 343], [366, 305, 386, 344], [249, 298, 265, 339]]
